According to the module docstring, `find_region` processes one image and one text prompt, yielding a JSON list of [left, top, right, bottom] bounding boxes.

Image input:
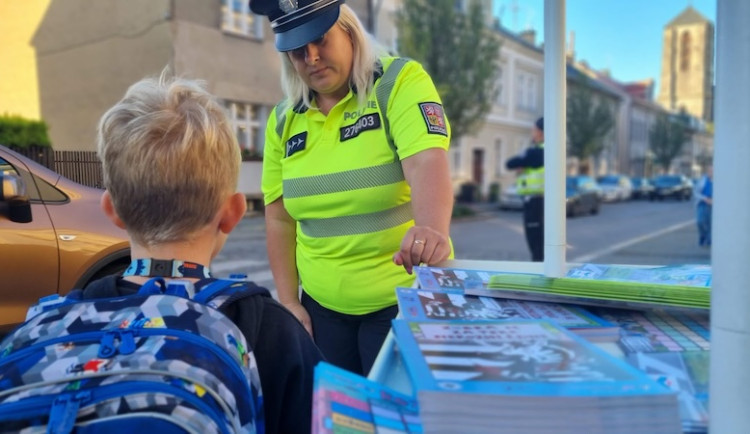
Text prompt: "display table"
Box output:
[[368, 259, 710, 432]]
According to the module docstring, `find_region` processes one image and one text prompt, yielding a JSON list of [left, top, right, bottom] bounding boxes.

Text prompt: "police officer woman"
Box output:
[[251, 0, 454, 375]]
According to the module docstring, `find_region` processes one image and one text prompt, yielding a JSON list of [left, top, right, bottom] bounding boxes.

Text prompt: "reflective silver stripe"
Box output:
[[283, 161, 404, 198], [376, 57, 409, 160], [299, 201, 413, 238], [275, 102, 286, 137]]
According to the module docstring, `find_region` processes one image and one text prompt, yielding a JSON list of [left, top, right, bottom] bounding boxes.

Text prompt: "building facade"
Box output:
[[5, 0, 374, 153]]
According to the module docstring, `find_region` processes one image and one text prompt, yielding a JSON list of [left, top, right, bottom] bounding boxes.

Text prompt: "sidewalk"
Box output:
[[459, 201, 710, 266]]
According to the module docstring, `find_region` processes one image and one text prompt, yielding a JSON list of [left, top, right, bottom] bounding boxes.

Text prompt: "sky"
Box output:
[[494, 0, 717, 95]]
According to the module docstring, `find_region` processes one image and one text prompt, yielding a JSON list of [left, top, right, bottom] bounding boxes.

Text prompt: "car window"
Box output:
[[0, 158, 19, 177], [0, 156, 67, 202], [0, 156, 36, 199], [33, 176, 68, 202]]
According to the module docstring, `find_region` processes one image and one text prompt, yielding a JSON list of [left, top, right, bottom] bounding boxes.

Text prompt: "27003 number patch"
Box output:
[[340, 113, 382, 141]]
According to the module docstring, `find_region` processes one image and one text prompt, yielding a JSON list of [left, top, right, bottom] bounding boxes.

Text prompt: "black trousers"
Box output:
[[523, 195, 544, 262], [301, 292, 398, 376]]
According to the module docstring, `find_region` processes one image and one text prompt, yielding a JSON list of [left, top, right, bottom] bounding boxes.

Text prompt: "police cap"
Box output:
[[250, 0, 345, 52]]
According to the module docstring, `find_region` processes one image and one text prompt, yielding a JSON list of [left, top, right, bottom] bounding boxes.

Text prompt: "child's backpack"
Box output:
[[0, 276, 269, 434]]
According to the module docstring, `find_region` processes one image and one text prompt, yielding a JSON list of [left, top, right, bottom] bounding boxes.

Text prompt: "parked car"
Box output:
[[596, 174, 633, 202], [650, 174, 693, 201], [0, 145, 130, 331], [499, 184, 524, 211], [630, 177, 655, 200], [566, 175, 601, 217]]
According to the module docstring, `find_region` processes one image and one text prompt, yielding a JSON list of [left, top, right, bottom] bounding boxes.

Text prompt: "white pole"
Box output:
[[543, 0, 566, 277], [710, 0, 750, 432]]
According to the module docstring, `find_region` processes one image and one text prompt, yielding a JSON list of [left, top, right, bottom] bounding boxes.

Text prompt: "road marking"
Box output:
[[570, 220, 694, 263]]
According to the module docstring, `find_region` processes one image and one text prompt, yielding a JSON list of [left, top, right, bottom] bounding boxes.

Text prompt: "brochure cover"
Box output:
[[588, 306, 710, 431], [414, 266, 500, 291], [629, 351, 709, 432], [391, 319, 675, 397], [312, 361, 422, 434], [566, 263, 712, 288], [395, 287, 618, 337], [588, 308, 710, 354]]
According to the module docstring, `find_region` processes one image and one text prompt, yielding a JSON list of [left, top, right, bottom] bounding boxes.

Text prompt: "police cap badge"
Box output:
[[250, 0, 345, 52]]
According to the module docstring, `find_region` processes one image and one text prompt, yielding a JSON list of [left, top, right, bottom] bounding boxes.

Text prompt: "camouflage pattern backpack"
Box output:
[[0, 277, 268, 433]]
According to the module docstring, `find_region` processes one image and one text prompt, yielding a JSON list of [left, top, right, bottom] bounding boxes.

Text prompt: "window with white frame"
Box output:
[[222, 0, 263, 38], [515, 70, 539, 112], [495, 139, 504, 176], [526, 74, 538, 111], [495, 64, 507, 106], [224, 101, 269, 157], [516, 74, 526, 109]]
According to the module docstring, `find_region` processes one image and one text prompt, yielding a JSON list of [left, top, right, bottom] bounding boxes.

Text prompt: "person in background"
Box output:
[[85, 72, 324, 434], [506, 117, 545, 262], [695, 164, 713, 247], [251, 0, 454, 376]]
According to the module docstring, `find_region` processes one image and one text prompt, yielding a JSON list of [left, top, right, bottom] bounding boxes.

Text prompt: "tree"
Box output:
[[566, 85, 614, 174], [396, 0, 501, 141], [649, 114, 692, 173]]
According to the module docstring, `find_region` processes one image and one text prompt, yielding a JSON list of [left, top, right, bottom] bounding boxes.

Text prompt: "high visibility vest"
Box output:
[[516, 144, 544, 195], [262, 57, 452, 315]]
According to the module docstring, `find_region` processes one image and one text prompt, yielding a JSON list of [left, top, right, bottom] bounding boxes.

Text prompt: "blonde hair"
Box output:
[[97, 71, 240, 246], [279, 4, 386, 111]]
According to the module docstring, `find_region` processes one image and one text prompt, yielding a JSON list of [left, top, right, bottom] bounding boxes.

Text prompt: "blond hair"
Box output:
[[97, 72, 240, 246], [279, 4, 387, 111]]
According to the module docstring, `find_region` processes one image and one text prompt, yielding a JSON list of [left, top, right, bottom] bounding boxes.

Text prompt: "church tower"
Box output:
[[656, 6, 714, 122]]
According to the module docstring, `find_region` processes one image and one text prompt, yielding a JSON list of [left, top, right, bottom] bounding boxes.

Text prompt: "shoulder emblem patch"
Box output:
[[418, 102, 448, 136], [285, 132, 307, 158]]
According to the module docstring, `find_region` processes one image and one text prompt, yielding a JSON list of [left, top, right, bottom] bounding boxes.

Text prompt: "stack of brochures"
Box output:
[[396, 287, 620, 343], [312, 362, 422, 434], [391, 319, 682, 434], [470, 271, 710, 311], [588, 306, 710, 433]]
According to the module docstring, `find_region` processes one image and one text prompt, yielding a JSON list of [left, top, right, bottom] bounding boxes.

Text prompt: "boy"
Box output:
[[83, 73, 323, 434]]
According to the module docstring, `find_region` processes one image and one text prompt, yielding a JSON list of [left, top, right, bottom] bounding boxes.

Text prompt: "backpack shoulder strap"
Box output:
[[376, 57, 410, 158], [193, 278, 271, 308]]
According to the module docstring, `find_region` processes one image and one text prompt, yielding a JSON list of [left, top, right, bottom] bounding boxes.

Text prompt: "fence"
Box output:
[[11, 146, 103, 188]]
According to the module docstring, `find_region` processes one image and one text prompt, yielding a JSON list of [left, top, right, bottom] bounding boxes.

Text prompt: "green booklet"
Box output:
[[468, 272, 710, 311]]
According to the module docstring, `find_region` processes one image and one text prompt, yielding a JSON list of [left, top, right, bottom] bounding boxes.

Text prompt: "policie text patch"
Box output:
[[418, 102, 448, 136], [339, 113, 382, 142], [285, 132, 307, 158]]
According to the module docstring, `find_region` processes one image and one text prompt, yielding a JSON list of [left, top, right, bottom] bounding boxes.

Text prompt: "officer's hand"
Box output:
[[393, 226, 451, 274]]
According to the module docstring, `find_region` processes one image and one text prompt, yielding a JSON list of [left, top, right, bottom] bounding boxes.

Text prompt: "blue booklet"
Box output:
[[414, 266, 499, 291], [395, 287, 619, 342], [312, 362, 422, 434], [391, 319, 677, 398]]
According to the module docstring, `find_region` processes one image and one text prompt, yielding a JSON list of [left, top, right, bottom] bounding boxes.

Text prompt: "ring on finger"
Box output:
[[414, 239, 425, 245]]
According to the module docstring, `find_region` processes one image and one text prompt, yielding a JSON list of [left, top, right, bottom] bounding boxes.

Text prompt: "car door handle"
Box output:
[[59, 235, 77, 241]]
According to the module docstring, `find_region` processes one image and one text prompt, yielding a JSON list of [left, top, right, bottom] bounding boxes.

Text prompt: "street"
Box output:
[[212, 199, 709, 297]]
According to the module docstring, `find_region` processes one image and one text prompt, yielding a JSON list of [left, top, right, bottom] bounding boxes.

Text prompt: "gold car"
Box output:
[[0, 145, 130, 332]]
